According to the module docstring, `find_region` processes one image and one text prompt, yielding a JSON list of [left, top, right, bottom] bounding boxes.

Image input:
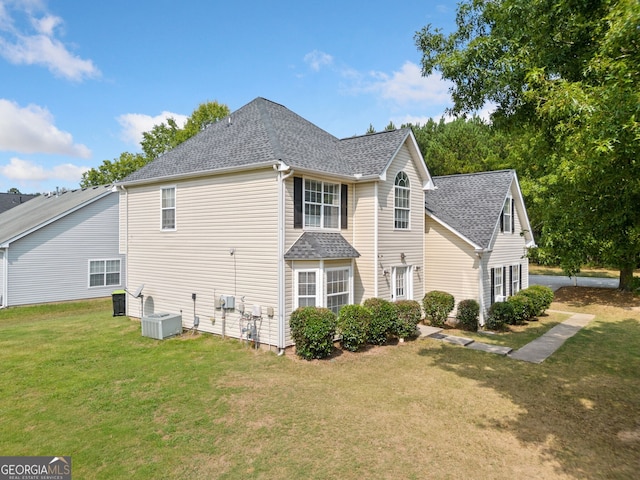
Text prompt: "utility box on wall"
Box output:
[[141, 313, 182, 340]]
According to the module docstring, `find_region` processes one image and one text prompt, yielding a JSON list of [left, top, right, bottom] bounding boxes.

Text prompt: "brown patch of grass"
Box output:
[[554, 286, 640, 309]]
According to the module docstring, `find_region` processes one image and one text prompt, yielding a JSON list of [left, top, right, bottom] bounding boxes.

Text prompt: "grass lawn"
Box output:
[[1, 293, 639, 479]]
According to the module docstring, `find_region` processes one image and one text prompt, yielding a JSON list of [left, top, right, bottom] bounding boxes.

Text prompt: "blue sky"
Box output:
[[0, 0, 460, 193]]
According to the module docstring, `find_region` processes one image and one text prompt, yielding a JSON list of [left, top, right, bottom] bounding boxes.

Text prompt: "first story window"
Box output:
[[294, 265, 352, 315], [89, 259, 121, 287], [161, 186, 176, 230], [511, 264, 521, 295], [492, 266, 505, 303]]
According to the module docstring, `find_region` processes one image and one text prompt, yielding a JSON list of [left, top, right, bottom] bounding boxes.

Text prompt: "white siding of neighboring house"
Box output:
[[424, 217, 480, 313], [0, 250, 4, 307], [5, 193, 124, 306], [123, 167, 281, 347], [376, 144, 425, 302]]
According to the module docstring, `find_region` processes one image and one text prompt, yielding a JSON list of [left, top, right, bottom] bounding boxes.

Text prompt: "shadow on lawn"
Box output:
[[418, 317, 640, 479]]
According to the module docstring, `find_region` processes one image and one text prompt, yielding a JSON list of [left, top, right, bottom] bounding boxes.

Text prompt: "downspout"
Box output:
[[277, 162, 293, 354], [119, 184, 129, 315], [476, 250, 484, 326], [374, 182, 379, 297]]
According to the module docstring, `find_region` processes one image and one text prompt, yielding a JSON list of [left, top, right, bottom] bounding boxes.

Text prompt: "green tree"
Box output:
[[415, 0, 640, 289], [80, 152, 147, 187], [82, 100, 230, 188], [7, 187, 21, 194]]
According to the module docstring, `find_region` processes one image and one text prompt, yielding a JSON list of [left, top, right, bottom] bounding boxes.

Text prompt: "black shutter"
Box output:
[[294, 177, 303, 229], [503, 268, 507, 298], [511, 198, 515, 233], [519, 265, 523, 290], [500, 209, 504, 233], [341, 184, 348, 230], [490, 268, 495, 305], [509, 265, 513, 296]]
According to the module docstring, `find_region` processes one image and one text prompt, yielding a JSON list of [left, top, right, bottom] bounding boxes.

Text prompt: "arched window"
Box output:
[[394, 171, 410, 229]]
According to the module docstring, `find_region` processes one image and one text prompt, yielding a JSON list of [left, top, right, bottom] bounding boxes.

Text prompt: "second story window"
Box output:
[[161, 186, 176, 230], [305, 179, 339, 229], [394, 171, 410, 229], [501, 196, 514, 233]]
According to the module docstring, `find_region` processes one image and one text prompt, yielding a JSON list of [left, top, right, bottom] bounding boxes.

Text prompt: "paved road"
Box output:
[[529, 274, 618, 291]]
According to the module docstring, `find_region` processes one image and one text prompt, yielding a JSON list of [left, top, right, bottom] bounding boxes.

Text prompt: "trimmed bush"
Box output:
[[363, 298, 397, 345], [422, 290, 455, 327], [456, 299, 480, 331], [289, 307, 337, 360], [393, 300, 422, 339], [506, 295, 532, 325], [337, 304, 371, 352], [485, 301, 514, 331], [517, 285, 554, 317]]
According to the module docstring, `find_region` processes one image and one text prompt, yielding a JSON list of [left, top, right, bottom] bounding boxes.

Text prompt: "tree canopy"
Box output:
[[81, 100, 230, 188], [415, 0, 640, 289]]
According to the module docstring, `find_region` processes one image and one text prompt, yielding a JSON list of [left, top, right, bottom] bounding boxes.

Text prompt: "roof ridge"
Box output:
[[340, 126, 410, 142], [433, 169, 514, 180]]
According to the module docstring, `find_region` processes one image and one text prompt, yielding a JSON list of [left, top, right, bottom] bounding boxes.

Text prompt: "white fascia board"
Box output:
[[115, 160, 278, 187], [425, 210, 486, 252], [379, 130, 435, 190]]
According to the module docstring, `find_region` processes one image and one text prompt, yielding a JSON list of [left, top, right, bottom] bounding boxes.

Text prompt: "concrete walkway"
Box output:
[[418, 311, 595, 363]]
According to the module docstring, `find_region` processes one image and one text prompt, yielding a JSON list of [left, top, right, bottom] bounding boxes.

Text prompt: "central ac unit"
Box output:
[[141, 313, 182, 340]]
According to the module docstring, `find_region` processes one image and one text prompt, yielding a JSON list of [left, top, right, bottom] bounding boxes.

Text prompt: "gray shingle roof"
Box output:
[[0, 193, 37, 214], [424, 170, 515, 249], [284, 232, 360, 260], [121, 97, 412, 184], [0, 185, 113, 246]]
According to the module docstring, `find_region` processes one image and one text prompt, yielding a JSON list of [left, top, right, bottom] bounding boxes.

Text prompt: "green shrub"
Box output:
[[506, 295, 532, 324], [485, 301, 514, 331], [337, 304, 371, 352], [455, 299, 479, 331], [517, 285, 554, 317], [289, 307, 337, 360], [393, 300, 422, 339], [422, 290, 455, 327], [363, 298, 397, 345]]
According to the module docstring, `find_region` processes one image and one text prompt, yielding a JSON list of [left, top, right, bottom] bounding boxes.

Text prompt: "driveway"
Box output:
[[529, 274, 618, 291]]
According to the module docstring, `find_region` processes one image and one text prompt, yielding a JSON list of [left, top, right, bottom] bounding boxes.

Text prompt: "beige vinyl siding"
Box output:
[[352, 182, 376, 302], [125, 167, 281, 347], [424, 218, 479, 310], [376, 145, 425, 301]]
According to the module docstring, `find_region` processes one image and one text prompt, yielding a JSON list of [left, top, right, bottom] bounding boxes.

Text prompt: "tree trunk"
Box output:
[[619, 264, 636, 291]]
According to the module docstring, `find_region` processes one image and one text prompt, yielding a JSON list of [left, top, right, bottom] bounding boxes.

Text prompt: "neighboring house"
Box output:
[[0, 185, 125, 308], [424, 170, 535, 323], [0, 192, 38, 214], [117, 97, 435, 350]]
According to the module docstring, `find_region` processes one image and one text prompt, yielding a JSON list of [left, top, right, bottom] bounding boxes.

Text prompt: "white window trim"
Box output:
[[494, 266, 505, 302], [502, 196, 513, 234], [391, 265, 413, 301], [394, 171, 411, 230], [303, 178, 341, 230], [325, 266, 352, 315], [292, 265, 353, 313], [294, 268, 320, 310], [160, 185, 177, 231], [88, 258, 121, 288], [511, 264, 520, 296]]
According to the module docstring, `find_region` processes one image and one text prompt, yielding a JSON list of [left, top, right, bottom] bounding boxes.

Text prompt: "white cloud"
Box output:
[[0, 99, 91, 158], [0, 3, 99, 81], [0, 157, 89, 182], [364, 62, 452, 105], [117, 111, 189, 147], [304, 50, 333, 72]]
